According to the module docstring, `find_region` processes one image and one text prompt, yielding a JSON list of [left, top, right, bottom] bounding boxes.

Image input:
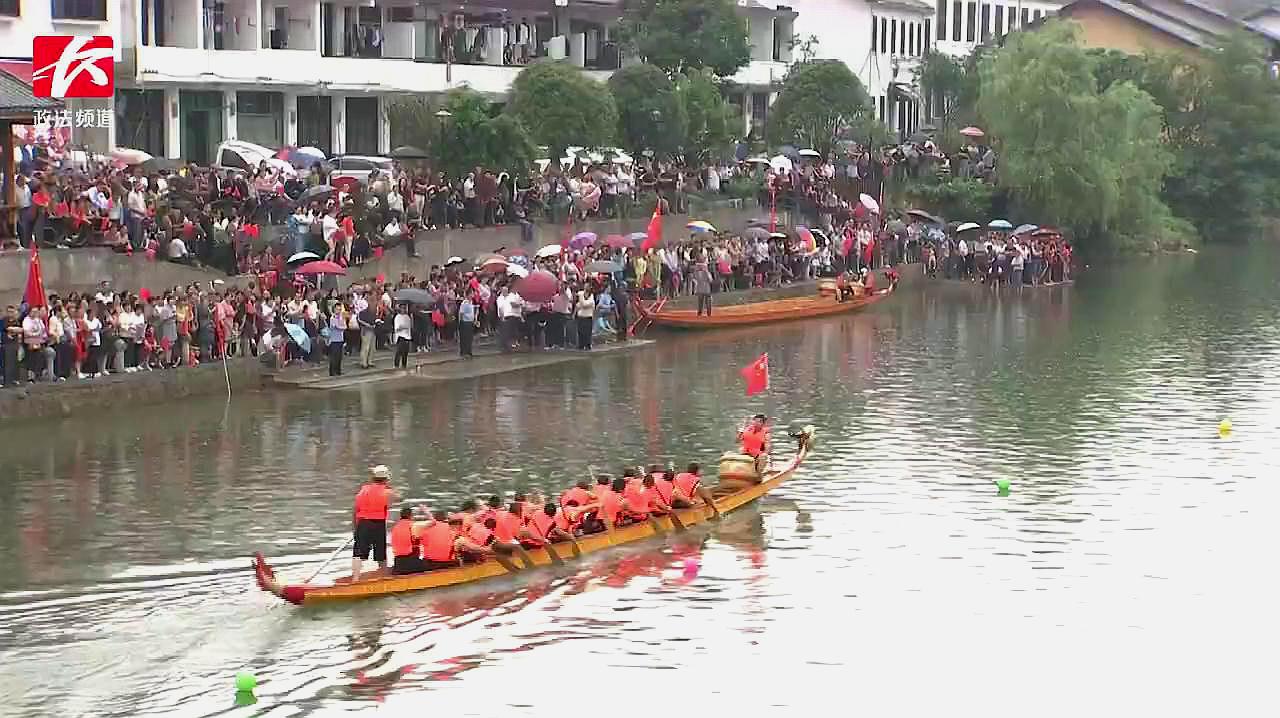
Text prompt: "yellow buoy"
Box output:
[[1218, 419, 1232, 436]]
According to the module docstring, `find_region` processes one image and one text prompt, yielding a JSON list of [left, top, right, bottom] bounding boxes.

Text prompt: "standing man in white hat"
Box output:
[[351, 464, 400, 580]]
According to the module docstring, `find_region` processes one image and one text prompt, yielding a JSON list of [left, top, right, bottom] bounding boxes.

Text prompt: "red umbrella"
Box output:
[[514, 269, 559, 304], [332, 176, 360, 193], [604, 234, 634, 249], [294, 260, 347, 275]]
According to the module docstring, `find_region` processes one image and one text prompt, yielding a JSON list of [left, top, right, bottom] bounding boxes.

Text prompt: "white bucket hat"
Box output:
[[369, 464, 391, 479]]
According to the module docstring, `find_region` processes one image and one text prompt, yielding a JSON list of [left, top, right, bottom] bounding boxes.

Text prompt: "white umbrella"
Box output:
[[111, 147, 152, 165], [445, 255, 466, 267], [744, 157, 770, 166], [535, 244, 562, 259], [769, 155, 793, 173], [297, 146, 326, 161], [287, 251, 321, 263], [506, 264, 530, 278], [798, 149, 821, 158], [859, 193, 881, 214], [956, 222, 982, 232]]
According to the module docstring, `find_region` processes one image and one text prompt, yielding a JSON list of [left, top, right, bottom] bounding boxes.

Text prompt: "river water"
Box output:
[[2, 246, 1278, 717]]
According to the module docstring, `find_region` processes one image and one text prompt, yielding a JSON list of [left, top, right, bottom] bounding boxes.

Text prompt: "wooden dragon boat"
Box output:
[[633, 281, 895, 330], [254, 425, 816, 606]]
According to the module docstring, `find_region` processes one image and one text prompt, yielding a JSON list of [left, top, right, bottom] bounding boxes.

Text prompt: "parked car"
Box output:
[[215, 140, 296, 178], [330, 154, 395, 186]]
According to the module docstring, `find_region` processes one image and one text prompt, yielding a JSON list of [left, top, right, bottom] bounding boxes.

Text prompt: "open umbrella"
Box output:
[[769, 155, 793, 173], [535, 244, 562, 259], [988, 219, 1014, 230], [139, 157, 182, 173], [299, 185, 336, 203], [283, 323, 311, 355], [907, 209, 944, 225], [478, 257, 509, 274], [287, 251, 321, 264], [744, 157, 770, 166], [960, 126, 985, 138], [514, 269, 560, 304], [769, 232, 788, 240], [502, 247, 528, 257], [859, 193, 881, 214], [394, 288, 437, 305], [445, 256, 466, 267], [294, 260, 346, 275], [743, 226, 771, 240], [1032, 227, 1062, 238], [687, 220, 717, 233], [606, 234, 635, 249], [506, 264, 530, 278], [111, 147, 152, 165], [625, 232, 648, 243], [570, 231, 597, 250], [390, 145, 429, 160], [798, 149, 821, 158], [585, 260, 623, 274], [746, 217, 771, 227], [955, 222, 982, 233], [1012, 223, 1039, 236]]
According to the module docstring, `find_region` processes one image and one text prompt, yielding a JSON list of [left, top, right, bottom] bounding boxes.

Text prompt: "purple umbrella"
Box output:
[[570, 231, 597, 250]]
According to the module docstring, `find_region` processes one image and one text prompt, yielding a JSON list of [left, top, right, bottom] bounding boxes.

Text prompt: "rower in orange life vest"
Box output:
[[389, 505, 431, 575], [674, 462, 721, 518], [351, 464, 401, 580], [739, 414, 771, 466], [520, 503, 578, 548]]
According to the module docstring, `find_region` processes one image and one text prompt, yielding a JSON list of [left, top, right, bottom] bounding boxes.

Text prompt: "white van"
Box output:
[[215, 140, 296, 178], [330, 154, 395, 186]]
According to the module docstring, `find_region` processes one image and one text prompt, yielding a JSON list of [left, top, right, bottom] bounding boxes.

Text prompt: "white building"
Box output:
[[933, 0, 1062, 57], [0, 0, 121, 149]]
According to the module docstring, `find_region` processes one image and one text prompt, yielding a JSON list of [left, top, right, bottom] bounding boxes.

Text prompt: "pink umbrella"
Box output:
[[959, 126, 985, 138], [514, 269, 560, 304], [604, 234, 633, 249], [570, 231, 597, 250], [294, 260, 347, 275], [478, 257, 509, 274]]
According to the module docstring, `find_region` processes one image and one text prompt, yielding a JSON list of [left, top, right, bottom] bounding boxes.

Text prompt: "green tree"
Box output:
[[1162, 34, 1280, 242], [608, 63, 687, 157], [979, 20, 1177, 251], [507, 61, 617, 161], [768, 59, 874, 156], [615, 0, 751, 78], [914, 50, 982, 148], [677, 68, 737, 161], [388, 88, 536, 178]]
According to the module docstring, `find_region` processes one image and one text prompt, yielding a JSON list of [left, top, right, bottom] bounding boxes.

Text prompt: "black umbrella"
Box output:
[[393, 288, 437, 305], [139, 157, 183, 173], [743, 226, 771, 240], [390, 145, 429, 160], [298, 184, 336, 203], [907, 209, 945, 225]]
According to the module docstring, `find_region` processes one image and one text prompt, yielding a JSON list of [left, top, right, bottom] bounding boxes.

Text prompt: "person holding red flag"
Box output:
[[740, 352, 769, 396]]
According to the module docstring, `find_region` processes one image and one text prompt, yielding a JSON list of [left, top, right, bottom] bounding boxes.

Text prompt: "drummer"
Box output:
[[352, 464, 400, 580], [738, 414, 771, 474]]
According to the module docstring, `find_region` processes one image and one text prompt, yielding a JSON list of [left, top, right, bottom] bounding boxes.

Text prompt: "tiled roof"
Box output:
[[0, 69, 63, 119], [1061, 0, 1217, 46]]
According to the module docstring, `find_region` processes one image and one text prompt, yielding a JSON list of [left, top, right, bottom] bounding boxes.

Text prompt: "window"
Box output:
[[952, 2, 962, 41], [871, 14, 878, 49], [1021, 8, 1030, 27], [878, 95, 886, 122], [338, 157, 375, 172], [890, 19, 897, 55], [1033, 9, 1043, 21], [936, 0, 946, 44], [237, 91, 283, 148], [908, 23, 915, 55], [979, 5, 989, 40], [880, 17, 888, 53], [965, 2, 976, 41], [924, 19, 932, 53], [901, 21, 908, 54], [219, 149, 250, 171], [994, 5, 1004, 36], [386, 6, 413, 22], [0, 0, 18, 16], [52, 0, 107, 20]]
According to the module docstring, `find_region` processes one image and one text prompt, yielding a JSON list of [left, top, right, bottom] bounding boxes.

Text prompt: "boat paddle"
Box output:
[[491, 553, 524, 574], [543, 542, 566, 565], [304, 537, 354, 584]]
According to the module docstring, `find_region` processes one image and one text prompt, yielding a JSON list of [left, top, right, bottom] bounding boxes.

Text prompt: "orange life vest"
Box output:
[[674, 472, 700, 498], [353, 483, 390, 520], [561, 486, 593, 507], [554, 509, 578, 534], [623, 479, 645, 505], [653, 481, 674, 505], [527, 512, 555, 545], [389, 519, 418, 557], [598, 490, 622, 526], [740, 426, 767, 457], [494, 511, 523, 543], [421, 522, 456, 562], [466, 521, 493, 548]]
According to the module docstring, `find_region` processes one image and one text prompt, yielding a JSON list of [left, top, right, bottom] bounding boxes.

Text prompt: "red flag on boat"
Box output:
[[641, 201, 662, 252], [740, 353, 769, 396], [24, 245, 47, 309]]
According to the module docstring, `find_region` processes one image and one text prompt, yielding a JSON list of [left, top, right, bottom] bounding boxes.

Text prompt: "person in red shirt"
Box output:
[[642, 475, 672, 515], [351, 464, 400, 580], [673, 463, 721, 518], [560, 480, 596, 508]]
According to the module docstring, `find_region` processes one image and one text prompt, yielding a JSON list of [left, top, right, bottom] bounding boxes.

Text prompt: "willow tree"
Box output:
[[507, 61, 617, 161], [979, 20, 1178, 250], [768, 59, 874, 157]]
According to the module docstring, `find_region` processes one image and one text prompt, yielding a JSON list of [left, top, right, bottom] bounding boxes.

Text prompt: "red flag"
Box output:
[[24, 245, 47, 309], [641, 201, 662, 252], [740, 353, 769, 396]]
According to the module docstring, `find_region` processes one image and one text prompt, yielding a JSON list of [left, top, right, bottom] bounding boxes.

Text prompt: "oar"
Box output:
[[543, 542, 566, 565], [491, 553, 524, 574], [667, 510, 687, 531], [565, 536, 584, 558], [509, 544, 537, 570], [304, 537, 354, 584]]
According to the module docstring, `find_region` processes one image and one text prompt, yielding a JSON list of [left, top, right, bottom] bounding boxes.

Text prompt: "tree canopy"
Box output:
[[767, 60, 875, 157], [608, 63, 687, 157], [615, 0, 751, 78], [388, 88, 535, 177], [914, 50, 982, 149], [979, 20, 1176, 250], [677, 68, 737, 161], [506, 61, 617, 161]]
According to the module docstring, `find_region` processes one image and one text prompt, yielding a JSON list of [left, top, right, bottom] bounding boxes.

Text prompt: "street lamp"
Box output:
[[434, 108, 452, 161]]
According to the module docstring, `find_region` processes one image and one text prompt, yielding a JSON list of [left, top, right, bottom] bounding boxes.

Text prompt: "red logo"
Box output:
[[32, 36, 114, 99]]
